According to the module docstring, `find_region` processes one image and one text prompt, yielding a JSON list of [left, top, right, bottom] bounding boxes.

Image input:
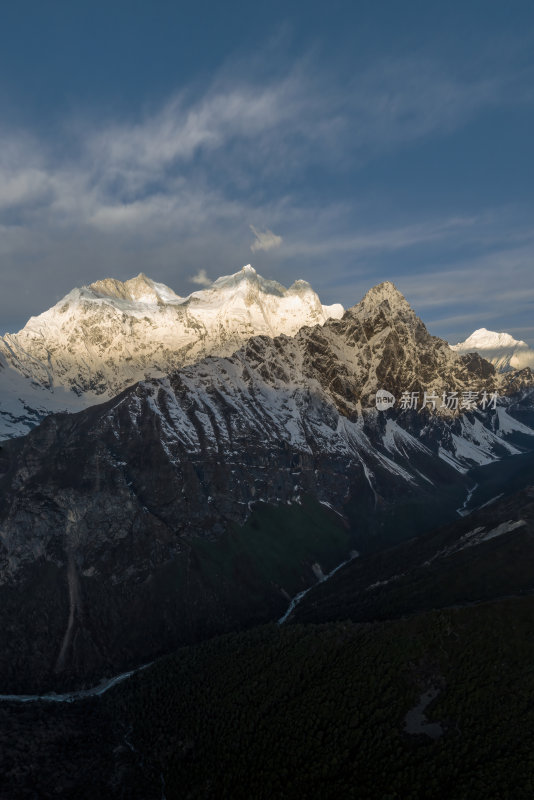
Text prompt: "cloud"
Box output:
[[0, 43, 532, 340], [0, 53, 527, 241], [250, 224, 283, 252], [190, 269, 212, 287]]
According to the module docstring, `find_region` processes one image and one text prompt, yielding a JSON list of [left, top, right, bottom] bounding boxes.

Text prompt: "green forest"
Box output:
[[101, 595, 534, 799]]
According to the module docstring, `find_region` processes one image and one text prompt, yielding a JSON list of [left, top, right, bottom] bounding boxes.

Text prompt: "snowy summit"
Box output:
[[0, 265, 343, 439], [451, 328, 534, 372]]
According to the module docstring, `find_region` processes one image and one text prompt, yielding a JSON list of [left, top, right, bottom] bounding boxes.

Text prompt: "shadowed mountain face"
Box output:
[[0, 282, 533, 691], [291, 463, 534, 626]]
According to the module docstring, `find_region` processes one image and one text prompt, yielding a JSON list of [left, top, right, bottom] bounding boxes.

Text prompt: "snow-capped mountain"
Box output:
[[0, 265, 343, 439], [1, 280, 533, 689], [451, 328, 534, 373]]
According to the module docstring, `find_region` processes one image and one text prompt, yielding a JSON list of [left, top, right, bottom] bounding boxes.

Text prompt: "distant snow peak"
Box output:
[[451, 327, 534, 373], [457, 328, 527, 350]]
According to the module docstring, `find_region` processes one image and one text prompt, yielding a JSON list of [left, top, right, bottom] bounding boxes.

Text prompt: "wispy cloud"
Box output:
[[190, 269, 212, 287], [280, 216, 479, 259], [0, 51, 525, 237], [249, 224, 283, 252], [342, 59, 507, 157]]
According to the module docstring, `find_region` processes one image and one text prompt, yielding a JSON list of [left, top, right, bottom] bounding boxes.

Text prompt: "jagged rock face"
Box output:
[[286, 281, 498, 414], [0, 265, 343, 406], [0, 282, 533, 690]]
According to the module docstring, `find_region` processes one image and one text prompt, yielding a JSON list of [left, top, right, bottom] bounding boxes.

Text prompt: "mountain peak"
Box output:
[[364, 280, 406, 301], [354, 280, 413, 317], [209, 265, 287, 298], [451, 327, 534, 373], [88, 273, 182, 304], [455, 328, 528, 350]]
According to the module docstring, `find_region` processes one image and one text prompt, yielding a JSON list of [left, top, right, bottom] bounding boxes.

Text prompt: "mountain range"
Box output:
[[0, 270, 533, 691], [2, 265, 533, 442]]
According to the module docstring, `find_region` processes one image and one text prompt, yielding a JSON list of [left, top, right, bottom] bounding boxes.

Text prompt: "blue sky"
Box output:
[[0, 1, 533, 344]]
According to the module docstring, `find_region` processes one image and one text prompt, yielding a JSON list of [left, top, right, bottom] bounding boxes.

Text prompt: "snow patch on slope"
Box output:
[[427, 519, 527, 564], [0, 353, 86, 441]]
